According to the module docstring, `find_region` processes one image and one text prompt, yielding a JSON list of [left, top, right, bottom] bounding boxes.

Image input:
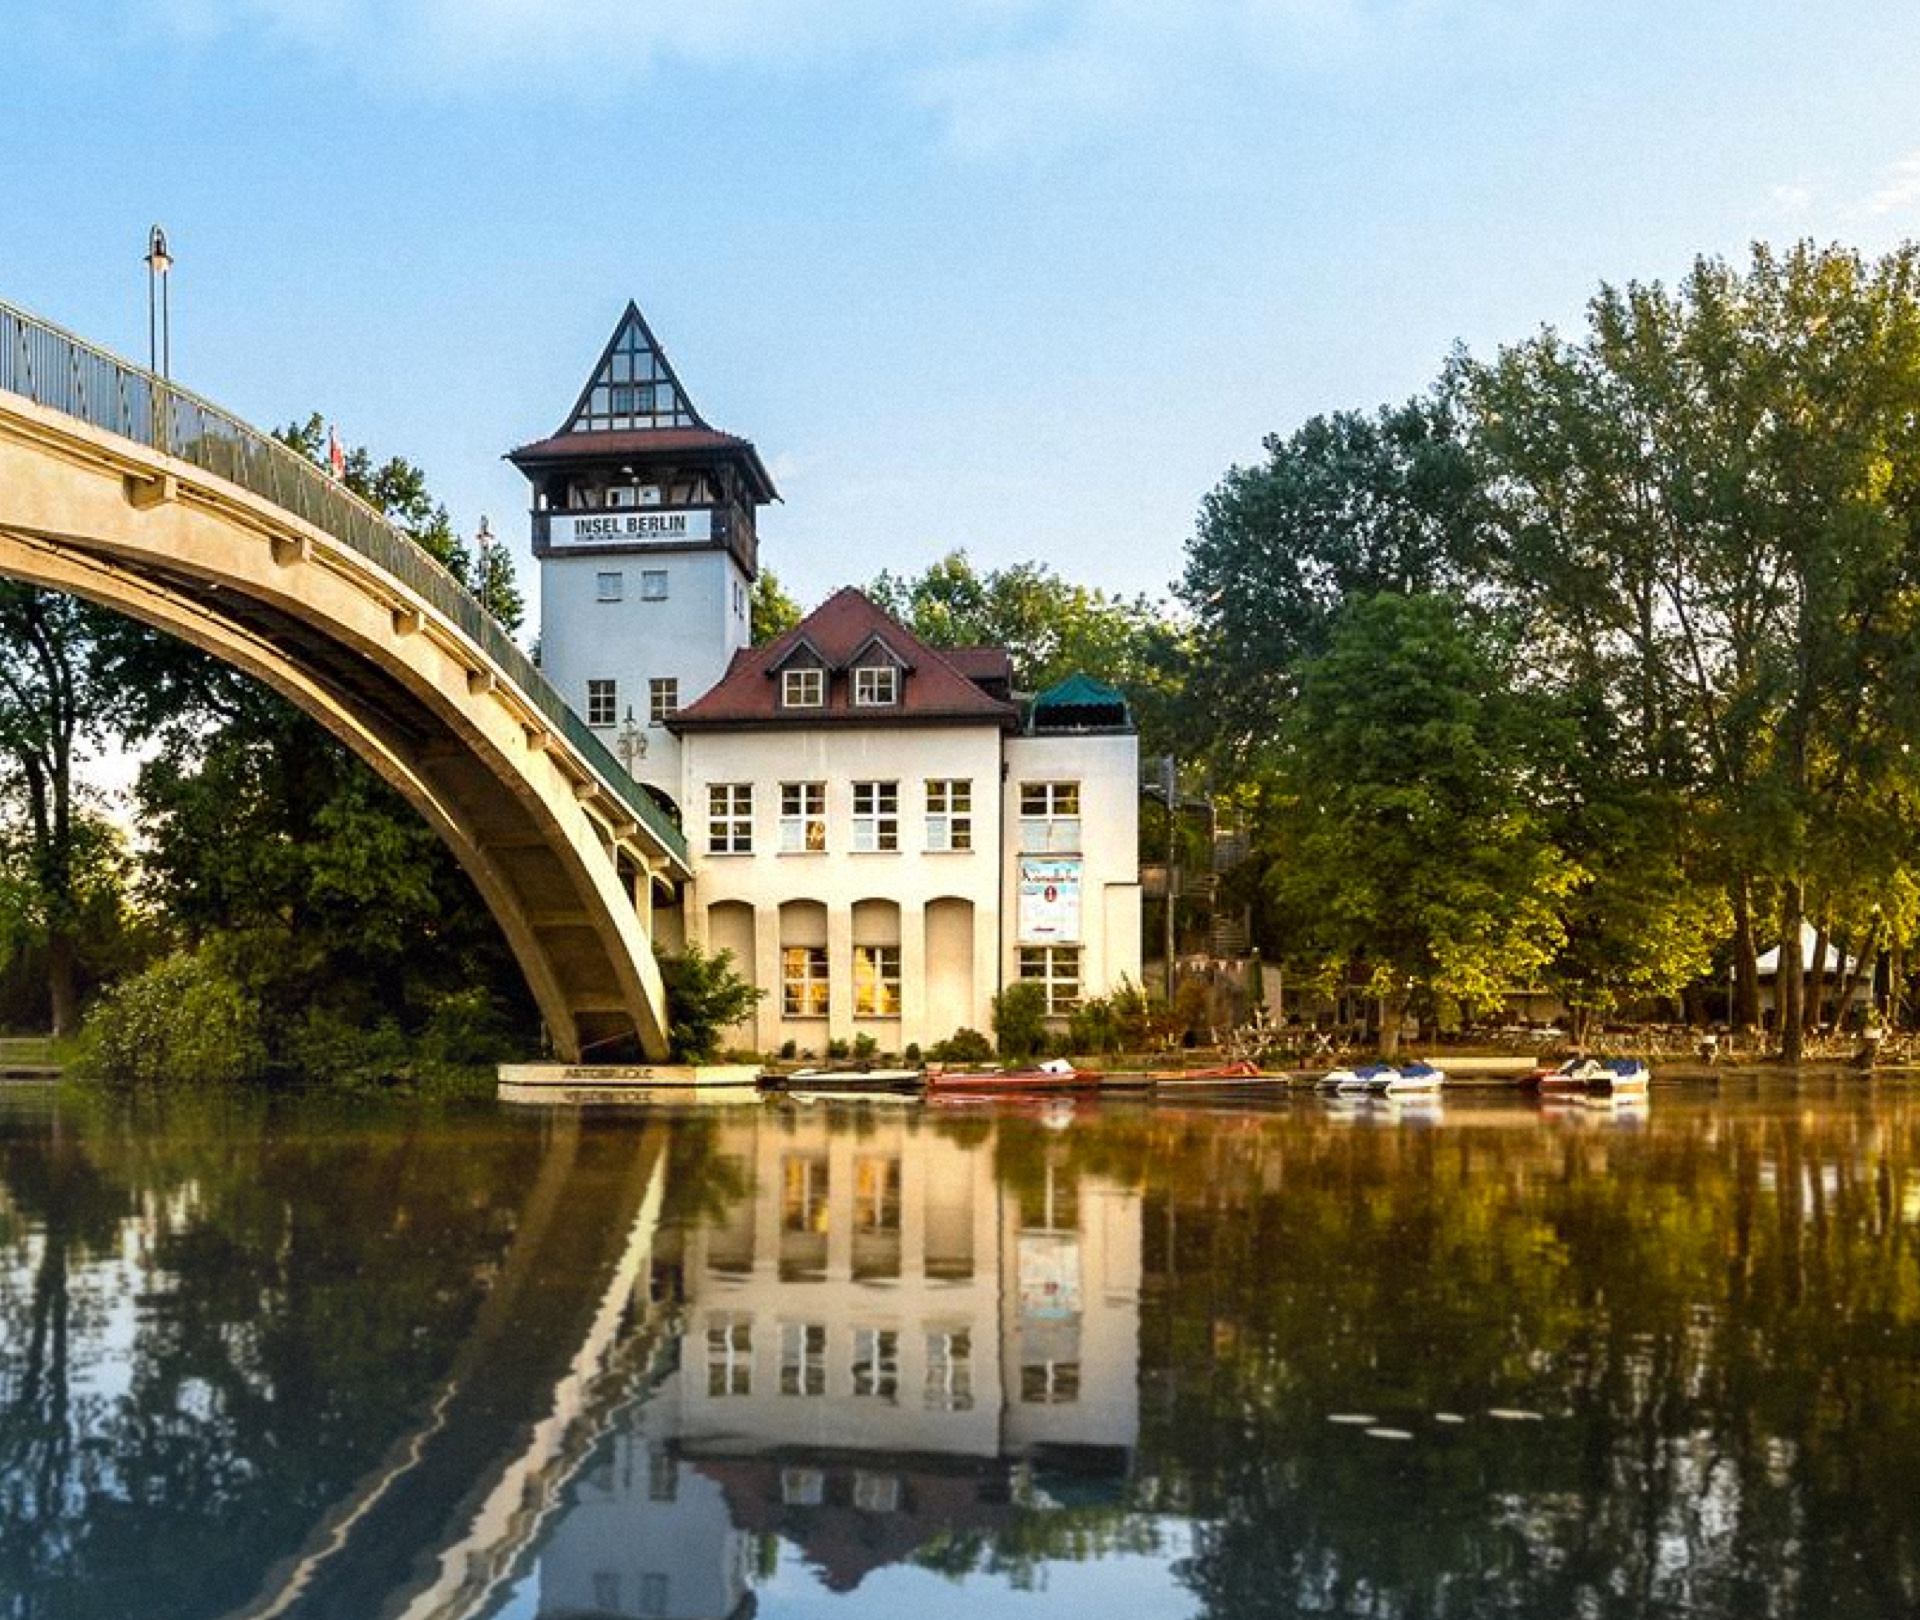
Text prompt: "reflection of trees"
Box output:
[[1137, 1097, 1920, 1619], [0, 1092, 580, 1620]]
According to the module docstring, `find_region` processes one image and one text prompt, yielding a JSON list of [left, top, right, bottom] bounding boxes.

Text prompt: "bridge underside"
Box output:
[[0, 397, 679, 1061]]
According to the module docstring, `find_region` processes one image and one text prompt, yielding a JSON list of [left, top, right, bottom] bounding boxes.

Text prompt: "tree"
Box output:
[[656, 943, 762, 1062], [750, 569, 803, 644], [868, 549, 1190, 754], [1468, 242, 1920, 1057], [0, 588, 129, 1034], [1179, 396, 1493, 776], [1265, 593, 1577, 1054]]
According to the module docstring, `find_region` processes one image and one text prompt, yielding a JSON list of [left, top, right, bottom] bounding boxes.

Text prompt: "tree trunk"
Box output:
[[46, 929, 78, 1038], [1733, 882, 1762, 1030], [1378, 990, 1405, 1059], [1807, 915, 1831, 1035], [1890, 943, 1907, 1030], [1832, 916, 1881, 1031], [1779, 885, 1805, 1063]]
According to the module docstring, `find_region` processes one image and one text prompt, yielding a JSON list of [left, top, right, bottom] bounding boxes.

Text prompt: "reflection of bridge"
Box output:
[[0, 300, 686, 1059]]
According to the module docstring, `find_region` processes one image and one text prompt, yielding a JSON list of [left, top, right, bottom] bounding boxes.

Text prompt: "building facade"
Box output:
[[518, 305, 1141, 1055]]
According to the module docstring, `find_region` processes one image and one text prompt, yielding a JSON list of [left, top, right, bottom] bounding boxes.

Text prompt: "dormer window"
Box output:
[[782, 668, 825, 709], [853, 666, 899, 707]]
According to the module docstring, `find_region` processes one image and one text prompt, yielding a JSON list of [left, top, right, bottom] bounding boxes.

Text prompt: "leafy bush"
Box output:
[[991, 982, 1050, 1059], [929, 1027, 993, 1064], [78, 950, 267, 1085], [657, 943, 763, 1062], [827, 1037, 851, 1060], [852, 1033, 879, 1062]]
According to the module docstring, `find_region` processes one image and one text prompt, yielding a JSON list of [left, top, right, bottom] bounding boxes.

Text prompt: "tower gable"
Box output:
[[559, 302, 705, 437]]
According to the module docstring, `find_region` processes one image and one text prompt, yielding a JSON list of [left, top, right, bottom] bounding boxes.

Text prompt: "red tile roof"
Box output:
[[670, 586, 1020, 731]]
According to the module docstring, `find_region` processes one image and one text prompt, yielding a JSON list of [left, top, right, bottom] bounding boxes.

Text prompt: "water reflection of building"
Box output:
[[533, 1113, 1141, 1609]]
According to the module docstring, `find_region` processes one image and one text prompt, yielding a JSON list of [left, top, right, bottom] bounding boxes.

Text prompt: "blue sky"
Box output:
[[6, 0, 1920, 622]]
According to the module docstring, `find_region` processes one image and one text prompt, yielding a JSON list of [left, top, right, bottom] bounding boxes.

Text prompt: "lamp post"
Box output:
[[144, 225, 173, 379], [615, 707, 647, 778]]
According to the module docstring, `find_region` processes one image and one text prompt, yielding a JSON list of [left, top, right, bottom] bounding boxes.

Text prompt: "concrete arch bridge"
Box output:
[[0, 298, 686, 1060]]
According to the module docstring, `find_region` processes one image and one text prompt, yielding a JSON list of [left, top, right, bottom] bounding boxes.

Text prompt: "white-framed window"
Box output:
[[781, 782, 827, 852], [707, 783, 752, 854], [854, 946, 901, 1017], [1020, 781, 1081, 853], [853, 1472, 901, 1513], [781, 1468, 824, 1507], [641, 569, 669, 601], [734, 579, 747, 618], [586, 678, 617, 728], [783, 946, 829, 1017], [925, 779, 972, 851], [779, 1322, 827, 1397], [649, 677, 678, 724], [781, 667, 825, 709], [853, 1328, 899, 1402], [706, 1316, 752, 1397], [606, 484, 639, 509], [1018, 945, 1082, 1014], [852, 781, 898, 852], [1021, 1360, 1082, 1405], [853, 665, 899, 707], [925, 1328, 974, 1412], [595, 571, 624, 602]]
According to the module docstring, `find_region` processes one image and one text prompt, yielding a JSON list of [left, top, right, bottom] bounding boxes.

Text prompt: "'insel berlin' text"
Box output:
[[570, 514, 691, 538]]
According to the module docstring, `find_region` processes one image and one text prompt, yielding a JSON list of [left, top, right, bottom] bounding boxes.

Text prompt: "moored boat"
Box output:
[[1146, 1059, 1271, 1089], [1589, 1057, 1650, 1094], [765, 1065, 923, 1093], [1318, 1063, 1395, 1093], [1374, 1061, 1445, 1095], [925, 1057, 1105, 1092]]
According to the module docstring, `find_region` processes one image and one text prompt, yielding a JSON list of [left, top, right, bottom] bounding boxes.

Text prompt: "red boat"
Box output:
[[924, 1058, 1105, 1092]]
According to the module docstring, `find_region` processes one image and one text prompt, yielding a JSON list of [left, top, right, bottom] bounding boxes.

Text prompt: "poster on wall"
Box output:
[[1017, 1233, 1083, 1320], [1018, 857, 1082, 943]]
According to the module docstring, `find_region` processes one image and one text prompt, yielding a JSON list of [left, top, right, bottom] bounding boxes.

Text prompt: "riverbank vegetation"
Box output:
[[6, 240, 1920, 1075]]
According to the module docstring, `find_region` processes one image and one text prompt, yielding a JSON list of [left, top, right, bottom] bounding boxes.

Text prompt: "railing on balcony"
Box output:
[[0, 296, 686, 867]]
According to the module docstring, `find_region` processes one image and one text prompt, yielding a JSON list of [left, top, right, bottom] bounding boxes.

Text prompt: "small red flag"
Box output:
[[327, 425, 345, 480]]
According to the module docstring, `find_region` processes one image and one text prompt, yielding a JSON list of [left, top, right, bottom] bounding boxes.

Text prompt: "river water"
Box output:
[[2, 1080, 1918, 1620]]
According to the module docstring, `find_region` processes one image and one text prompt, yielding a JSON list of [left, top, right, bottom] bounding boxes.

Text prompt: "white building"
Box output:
[[518, 305, 1141, 1056]]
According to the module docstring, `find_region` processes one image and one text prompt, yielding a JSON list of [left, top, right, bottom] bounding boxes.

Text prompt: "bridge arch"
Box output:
[[0, 302, 686, 1061]]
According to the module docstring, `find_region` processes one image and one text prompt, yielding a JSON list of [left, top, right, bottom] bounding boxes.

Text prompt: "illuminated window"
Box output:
[[707, 783, 752, 854], [853, 665, 898, 706], [586, 679, 617, 728], [926, 779, 972, 851], [1020, 781, 1081, 852], [781, 782, 827, 852], [854, 946, 901, 1017], [852, 781, 898, 852], [782, 1155, 830, 1231], [783, 947, 829, 1017], [781, 667, 825, 708], [1018, 945, 1081, 1014]]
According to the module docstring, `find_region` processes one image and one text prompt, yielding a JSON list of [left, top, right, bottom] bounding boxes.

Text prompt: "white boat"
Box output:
[[1373, 1062, 1445, 1095], [1319, 1063, 1394, 1093]]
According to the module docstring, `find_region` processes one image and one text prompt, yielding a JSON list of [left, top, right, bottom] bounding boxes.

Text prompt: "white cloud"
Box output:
[[1861, 151, 1920, 218], [1768, 182, 1814, 214]]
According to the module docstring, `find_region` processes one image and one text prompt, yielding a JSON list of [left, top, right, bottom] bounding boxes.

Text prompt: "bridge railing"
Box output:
[[0, 296, 687, 868]]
